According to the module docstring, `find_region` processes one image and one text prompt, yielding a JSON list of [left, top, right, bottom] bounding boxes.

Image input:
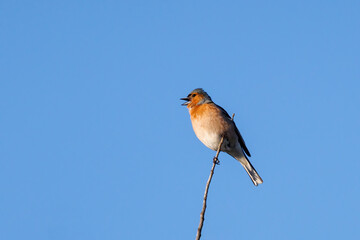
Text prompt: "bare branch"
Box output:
[[195, 114, 235, 240]]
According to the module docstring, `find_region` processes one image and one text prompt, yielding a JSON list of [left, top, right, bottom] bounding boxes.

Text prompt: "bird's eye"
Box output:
[[192, 94, 196, 97]]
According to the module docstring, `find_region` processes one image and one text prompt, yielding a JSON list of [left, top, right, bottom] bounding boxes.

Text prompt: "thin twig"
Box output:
[[195, 113, 235, 240]]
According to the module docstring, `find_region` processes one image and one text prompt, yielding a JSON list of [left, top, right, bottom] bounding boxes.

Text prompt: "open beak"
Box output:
[[180, 97, 190, 106]]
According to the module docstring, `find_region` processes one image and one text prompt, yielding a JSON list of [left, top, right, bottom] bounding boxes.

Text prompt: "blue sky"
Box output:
[[1, 1, 359, 239]]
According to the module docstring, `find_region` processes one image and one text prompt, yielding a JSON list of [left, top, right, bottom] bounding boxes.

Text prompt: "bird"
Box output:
[[181, 88, 263, 186]]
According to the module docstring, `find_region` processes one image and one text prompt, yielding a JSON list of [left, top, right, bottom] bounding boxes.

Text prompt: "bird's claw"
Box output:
[[213, 157, 220, 165]]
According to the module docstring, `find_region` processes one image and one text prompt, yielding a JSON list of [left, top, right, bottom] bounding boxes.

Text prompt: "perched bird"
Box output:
[[181, 88, 263, 186]]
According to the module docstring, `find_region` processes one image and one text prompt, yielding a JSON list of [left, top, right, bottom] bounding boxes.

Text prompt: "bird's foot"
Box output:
[[213, 157, 220, 165]]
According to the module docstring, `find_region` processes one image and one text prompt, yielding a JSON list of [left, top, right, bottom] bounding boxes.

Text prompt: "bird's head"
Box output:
[[180, 88, 212, 108]]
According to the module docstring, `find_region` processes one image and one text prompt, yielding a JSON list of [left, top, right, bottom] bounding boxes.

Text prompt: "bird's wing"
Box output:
[[233, 123, 251, 157], [215, 104, 251, 157]]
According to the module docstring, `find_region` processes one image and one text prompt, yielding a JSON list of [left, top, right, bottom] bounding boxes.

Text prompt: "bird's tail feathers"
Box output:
[[235, 154, 263, 186]]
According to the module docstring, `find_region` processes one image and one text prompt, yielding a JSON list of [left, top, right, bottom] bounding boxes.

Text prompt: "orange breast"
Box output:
[[190, 103, 231, 134], [189, 103, 211, 119]]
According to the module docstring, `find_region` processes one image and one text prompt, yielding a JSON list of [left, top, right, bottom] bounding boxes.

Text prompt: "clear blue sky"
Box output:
[[1, 1, 359, 239]]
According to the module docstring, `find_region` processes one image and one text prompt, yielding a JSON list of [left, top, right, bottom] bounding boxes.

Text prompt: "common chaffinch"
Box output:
[[181, 88, 263, 186]]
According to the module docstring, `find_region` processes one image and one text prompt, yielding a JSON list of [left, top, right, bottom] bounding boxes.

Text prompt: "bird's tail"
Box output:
[[235, 154, 263, 186]]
